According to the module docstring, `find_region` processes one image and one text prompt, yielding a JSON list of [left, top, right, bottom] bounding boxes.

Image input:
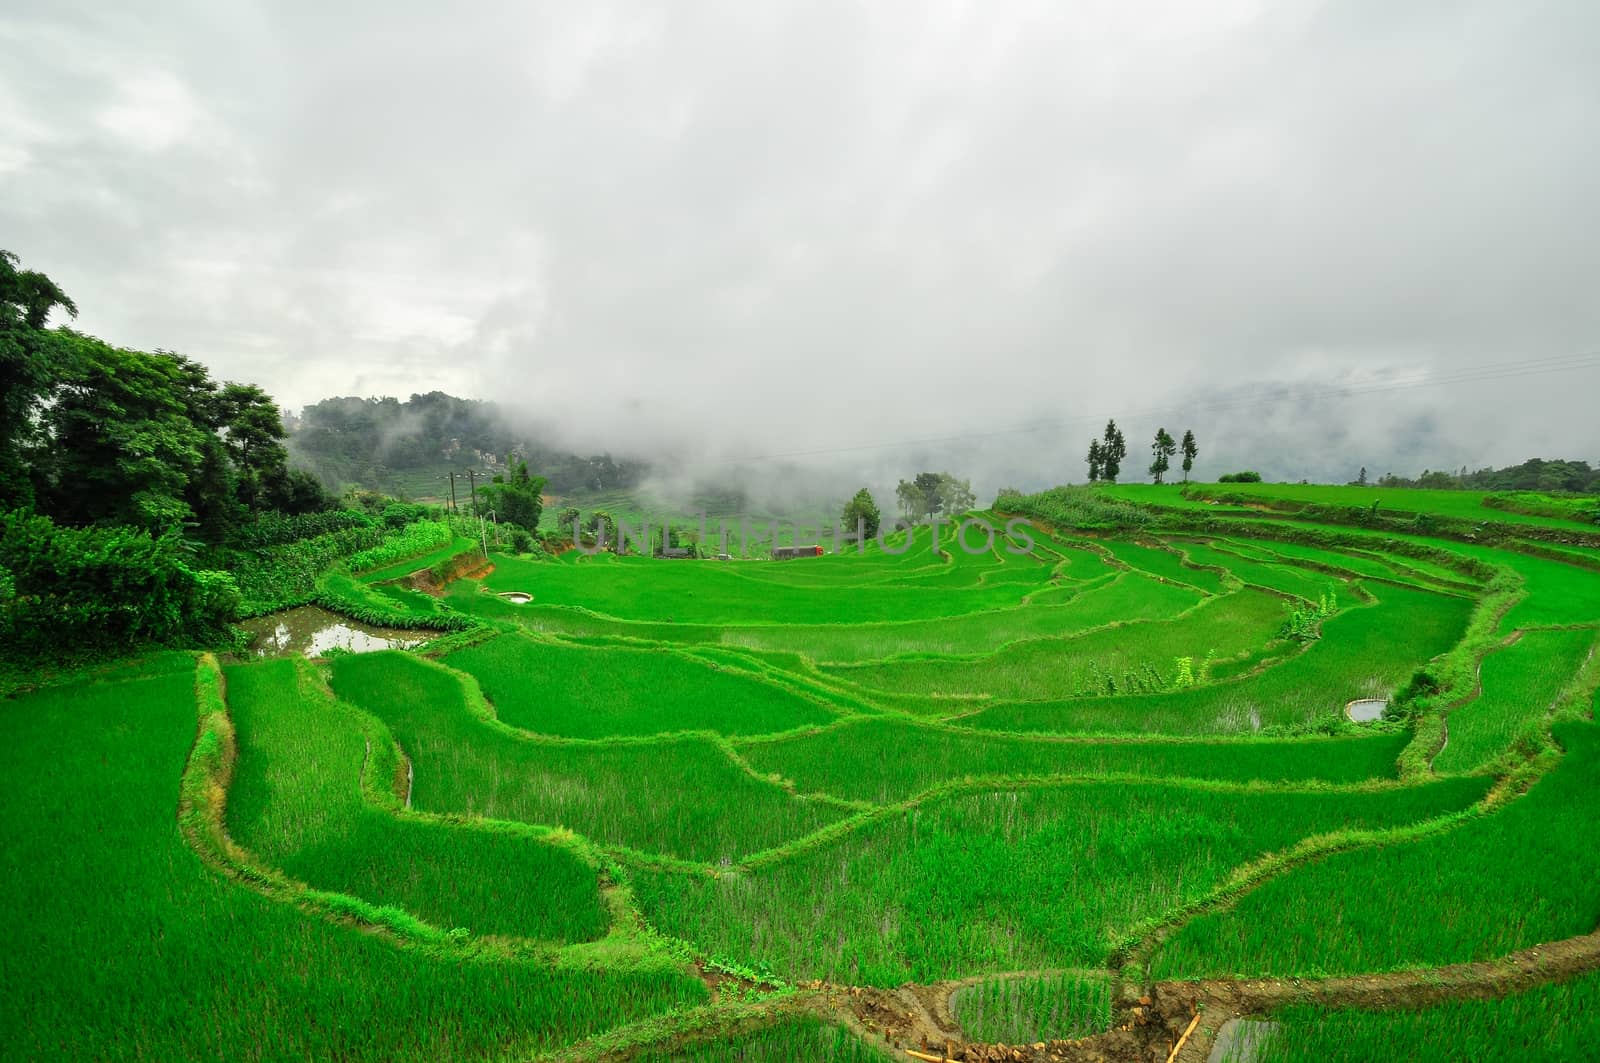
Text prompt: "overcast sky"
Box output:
[[3, 0, 1597, 488]]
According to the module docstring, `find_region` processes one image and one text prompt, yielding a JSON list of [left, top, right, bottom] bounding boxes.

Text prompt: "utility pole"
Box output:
[[467, 470, 480, 517], [448, 472, 458, 513]]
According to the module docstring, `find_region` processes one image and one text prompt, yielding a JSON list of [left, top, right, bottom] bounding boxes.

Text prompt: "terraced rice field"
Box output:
[[6, 488, 1598, 1061]]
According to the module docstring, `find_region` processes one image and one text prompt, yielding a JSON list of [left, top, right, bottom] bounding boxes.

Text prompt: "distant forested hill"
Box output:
[[1372, 458, 1600, 493], [287, 391, 646, 499]]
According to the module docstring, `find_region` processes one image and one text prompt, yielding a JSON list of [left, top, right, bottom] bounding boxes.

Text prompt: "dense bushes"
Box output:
[[347, 520, 453, 572], [1483, 491, 1600, 525], [228, 524, 391, 616], [994, 485, 1154, 530], [1218, 471, 1263, 483], [380, 501, 434, 529], [0, 510, 238, 659], [230, 509, 377, 548]]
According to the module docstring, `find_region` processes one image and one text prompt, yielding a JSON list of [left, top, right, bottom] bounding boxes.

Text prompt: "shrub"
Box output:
[[994, 485, 1154, 530], [0, 509, 239, 659], [380, 502, 434, 530], [347, 521, 453, 572], [229, 509, 376, 549], [1218, 471, 1263, 483]]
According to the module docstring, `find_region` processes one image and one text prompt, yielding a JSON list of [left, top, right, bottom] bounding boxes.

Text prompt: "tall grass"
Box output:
[[1174, 541, 1340, 601], [347, 519, 454, 573], [638, 1015, 894, 1061], [823, 588, 1287, 700], [443, 633, 838, 738], [225, 657, 609, 941], [965, 582, 1472, 734], [1150, 721, 1600, 979], [630, 775, 1488, 985], [1251, 971, 1600, 1063], [0, 665, 704, 1061], [329, 651, 847, 862], [952, 972, 1113, 1044], [739, 716, 1415, 804], [1434, 628, 1596, 773], [1102, 539, 1229, 592], [480, 552, 1048, 625]]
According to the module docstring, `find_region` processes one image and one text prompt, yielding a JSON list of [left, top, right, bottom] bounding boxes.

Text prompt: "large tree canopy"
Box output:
[[0, 251, 329, 537]]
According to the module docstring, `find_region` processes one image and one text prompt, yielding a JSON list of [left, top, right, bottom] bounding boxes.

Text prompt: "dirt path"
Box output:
[[807, 926, 1600, 1063]]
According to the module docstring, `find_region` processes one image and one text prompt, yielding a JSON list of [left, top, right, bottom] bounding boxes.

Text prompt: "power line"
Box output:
[[721, 352, 1600, 466]]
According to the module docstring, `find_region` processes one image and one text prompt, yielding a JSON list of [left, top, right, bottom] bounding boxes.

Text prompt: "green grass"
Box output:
[[963, 582, 1472, 734], [1248, 970, 1600, 1062], [1434, 628, 1596, 773], [822, 588, 1287, 701], [479, 550, 1050, 624], [443, 633, 839, 738], [0, 664, 705, 1062], [630, 775, 1489, 985], [1185, 482, 1600, 532], [1101, 539, 1229, 592], [720, 573, 1197, 662], [738, 716, 1415, 804], [329, 651, 847, 862], [951, 972, 1113, 1044], [357, 537, 480, 582], [449, 568, 1204, 666], [1150, 720, 1600, 979], [640, 1015, 894, 1061], [1442, 544, 1600, 629], [1173, 541, 1341, 601], [225, 657, 609, 941]]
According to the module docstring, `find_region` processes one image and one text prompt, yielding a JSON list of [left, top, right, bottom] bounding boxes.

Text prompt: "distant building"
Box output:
[[771, 545, 824, 560]]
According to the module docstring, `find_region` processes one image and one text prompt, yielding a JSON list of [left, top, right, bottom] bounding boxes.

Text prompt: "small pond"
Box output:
[[1346, 698, 1388, 723], [499, 591, 533, 604], [237, 606, 428, 658]]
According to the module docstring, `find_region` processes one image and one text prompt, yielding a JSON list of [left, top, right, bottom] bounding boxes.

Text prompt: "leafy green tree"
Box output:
[[1357, 466, 1368, 486], [913, 472, 945, 519], [937, 473, 976, 515], [482, 459, 546, 531], [557, 505, 581, 532], [585, 509, 616, 546], [1086, 439, 1103, 482], [216, 383, 288, 510], [1149, 427, 1176, 484], [840, 488, 881, 539], [1180, 429, 1198, 482], [39, 335, 213, 529], [1100, 420, 1127, 483], [0, 250, 79, 506], [895, 479, 921, 519]]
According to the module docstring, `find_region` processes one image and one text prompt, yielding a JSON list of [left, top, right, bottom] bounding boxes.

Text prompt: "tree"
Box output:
[[1358, 466, 1368, 486], [1086, 440, 1103, 483], [1149, 427, 1176, 484], [217, 382, 288, 511], [0, 250, 79, 506], [585, 509, 616, 546], [895, 479, 921, 519], [1180, 429, 1198, 482], [898, 473, 946, 520], [840, 488, 881, 539], [481, 458, 546, 531], [937, 474, 976, 515], [558, 505, 581, 532], [1100, 420, 1127, 483]]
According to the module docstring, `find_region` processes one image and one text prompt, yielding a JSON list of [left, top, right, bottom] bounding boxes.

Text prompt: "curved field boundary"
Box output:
[[180, 652, 718, 982]]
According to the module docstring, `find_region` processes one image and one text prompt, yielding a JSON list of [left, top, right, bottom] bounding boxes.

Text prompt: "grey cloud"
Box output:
[[2, 0, 1596, 500]]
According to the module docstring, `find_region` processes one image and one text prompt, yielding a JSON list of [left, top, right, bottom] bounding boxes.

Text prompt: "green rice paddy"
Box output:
[[8, 484, 1599, 1061]]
